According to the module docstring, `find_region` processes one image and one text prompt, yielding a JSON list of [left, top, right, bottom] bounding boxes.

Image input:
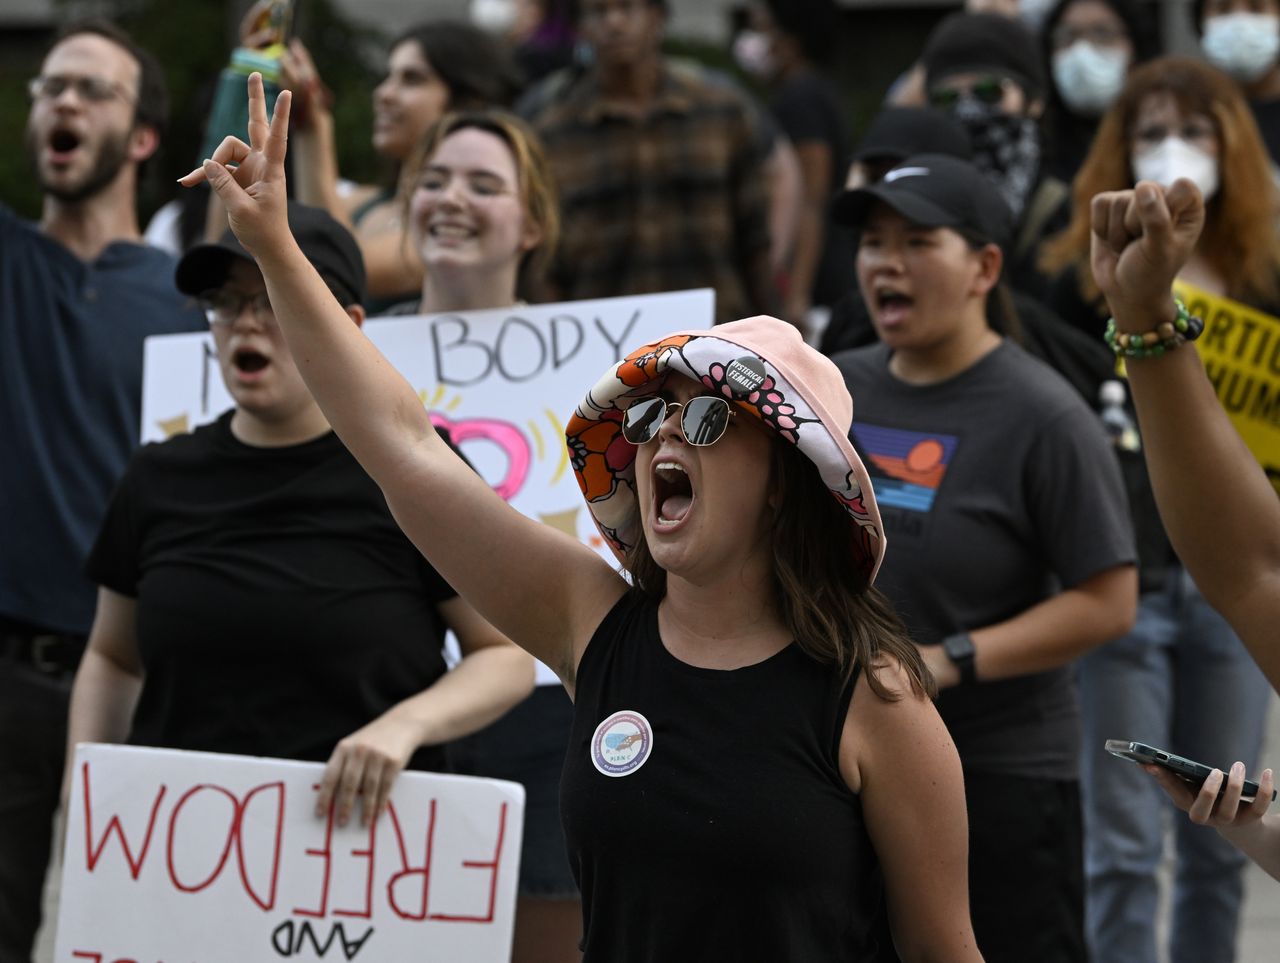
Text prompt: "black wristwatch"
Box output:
[[941, 631, 977, 685]]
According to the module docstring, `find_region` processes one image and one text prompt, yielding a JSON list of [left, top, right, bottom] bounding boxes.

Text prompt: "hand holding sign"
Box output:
[[179, 72, 292, 260], [318, 709, 423, 828], [1090, 179, 1205, 329]]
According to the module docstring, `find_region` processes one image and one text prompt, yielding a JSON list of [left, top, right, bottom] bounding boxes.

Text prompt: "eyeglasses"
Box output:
[[27, 74, 135, 105], [415, 167, 516, 201], [198, 289, 275, 328], [621, 396, 736, 447], [928, 77, 1008, 110]]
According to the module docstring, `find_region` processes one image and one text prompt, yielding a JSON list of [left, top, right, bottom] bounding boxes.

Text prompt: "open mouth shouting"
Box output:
[[873, 285, 914, 327], [231, 345, 272, 381], [46, 127, 83, 166], [653, 460, 694, 530]]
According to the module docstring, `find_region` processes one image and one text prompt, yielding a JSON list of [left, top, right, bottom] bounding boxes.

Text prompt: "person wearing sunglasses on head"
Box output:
[[920, 12, 1069, 299], [832, 154, 1137, 963], [0, 21, 207, 961], [179, 73, 986, 963], [64, 201, 534, 868]]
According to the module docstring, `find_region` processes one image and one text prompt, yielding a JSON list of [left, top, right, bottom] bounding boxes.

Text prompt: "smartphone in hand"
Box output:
[[1105, 740, 1277, 804]]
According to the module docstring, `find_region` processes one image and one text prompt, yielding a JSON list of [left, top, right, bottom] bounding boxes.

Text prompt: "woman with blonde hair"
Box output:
[[385, 108, 575, 963], [1042, 54, 1280, 963]]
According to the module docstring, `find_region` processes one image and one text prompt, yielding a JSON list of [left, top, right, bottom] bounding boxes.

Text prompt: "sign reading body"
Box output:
[[56, 745, 525, 962], [1176, 280, 1280, 495], [140, 289, 716, 557]]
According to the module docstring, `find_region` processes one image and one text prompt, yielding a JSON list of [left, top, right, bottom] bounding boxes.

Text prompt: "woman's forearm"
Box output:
[[290, 110, 353, 229], [386, 646, 535, 747], [63, 649, 143, 803], [968, 565, 1137, 681]]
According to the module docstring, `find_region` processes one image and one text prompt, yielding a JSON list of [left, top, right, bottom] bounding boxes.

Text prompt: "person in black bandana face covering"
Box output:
[[922, 12, 1067, 297]]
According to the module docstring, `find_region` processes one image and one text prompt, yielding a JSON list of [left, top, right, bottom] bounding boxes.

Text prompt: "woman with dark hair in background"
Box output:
[[280, 21, 522, 309], [1039, 0, 1156, 184], [1042, 55, 1280, 962], [834, 152, 1137, 963]]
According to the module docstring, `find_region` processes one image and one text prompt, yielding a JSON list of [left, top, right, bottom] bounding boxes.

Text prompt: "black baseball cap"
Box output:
[[175, 201, 367, 307], [922, 12, 1046, 100], [852, 107, 973, 165], [831, 153, 1015, 252]]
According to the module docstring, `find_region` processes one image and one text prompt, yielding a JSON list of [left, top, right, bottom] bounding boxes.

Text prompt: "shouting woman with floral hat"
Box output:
[[180, 74, 984, 963]]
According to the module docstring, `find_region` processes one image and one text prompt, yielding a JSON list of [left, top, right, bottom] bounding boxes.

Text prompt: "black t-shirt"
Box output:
[[835, 342, 1135, 779], [87, 412, 455, 769], [771, 69, 856, 309], [561, 592, 896, 963]]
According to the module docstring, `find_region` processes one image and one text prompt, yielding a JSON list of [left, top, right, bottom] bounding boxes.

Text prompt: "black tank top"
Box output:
[[560, 593, 897, 962]]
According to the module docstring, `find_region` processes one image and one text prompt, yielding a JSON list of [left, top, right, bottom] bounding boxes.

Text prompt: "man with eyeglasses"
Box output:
[[1, 20, 203, 961]]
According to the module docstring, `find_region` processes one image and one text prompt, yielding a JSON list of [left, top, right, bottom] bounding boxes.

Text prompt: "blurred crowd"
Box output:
[[3, 1, 1280, 962]]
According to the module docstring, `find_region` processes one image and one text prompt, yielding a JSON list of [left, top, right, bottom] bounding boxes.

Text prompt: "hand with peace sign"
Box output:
[[1089, 178, 1205, 331], [179, 72, 293, 260]]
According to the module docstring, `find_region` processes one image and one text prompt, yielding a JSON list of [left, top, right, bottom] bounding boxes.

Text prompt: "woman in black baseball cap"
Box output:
[[832, 153, 1138, 963], [66, 202, 534, 838]]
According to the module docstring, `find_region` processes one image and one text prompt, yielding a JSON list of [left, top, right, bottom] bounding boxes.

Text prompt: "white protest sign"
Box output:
[[56, 744, 524, 963], [141, 288, 714, 551]]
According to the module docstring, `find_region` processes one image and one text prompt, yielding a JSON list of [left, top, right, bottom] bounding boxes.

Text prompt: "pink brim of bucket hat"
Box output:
[[565, 315, 885, 584]]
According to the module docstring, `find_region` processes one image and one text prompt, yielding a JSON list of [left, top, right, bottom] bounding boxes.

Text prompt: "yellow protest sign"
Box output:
[[1174, 280, 1280, 495]]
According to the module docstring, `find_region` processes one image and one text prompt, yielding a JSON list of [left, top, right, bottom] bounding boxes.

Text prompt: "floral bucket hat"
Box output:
[[566, 315, 885, 584]]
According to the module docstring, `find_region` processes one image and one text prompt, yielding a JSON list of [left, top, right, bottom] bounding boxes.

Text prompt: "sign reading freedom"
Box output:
[[56, 745, 525, 962]]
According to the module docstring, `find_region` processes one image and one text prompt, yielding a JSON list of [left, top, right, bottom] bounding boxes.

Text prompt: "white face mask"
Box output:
[[470, 0, 518, 34], [733, 30, 774, 79], [1131, 136, 1220, 201], [1052, 41, 1129, 116], [1203, 12, 1280, 83]]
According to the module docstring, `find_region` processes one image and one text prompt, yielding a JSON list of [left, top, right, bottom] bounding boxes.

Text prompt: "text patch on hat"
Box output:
[[725, 355, 768, 396]]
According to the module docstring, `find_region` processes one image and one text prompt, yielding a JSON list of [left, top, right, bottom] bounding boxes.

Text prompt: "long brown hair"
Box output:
[[625, 436, 935, 701], [1041, 56, 1280, 306]]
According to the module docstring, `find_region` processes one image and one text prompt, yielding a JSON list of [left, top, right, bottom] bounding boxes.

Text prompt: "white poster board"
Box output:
[[141, 288, 713, 552], [56, 744, 524, 963]]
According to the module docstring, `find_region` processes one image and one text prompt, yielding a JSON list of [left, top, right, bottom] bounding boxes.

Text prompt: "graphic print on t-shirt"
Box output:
[[851, 422, 959, 513]]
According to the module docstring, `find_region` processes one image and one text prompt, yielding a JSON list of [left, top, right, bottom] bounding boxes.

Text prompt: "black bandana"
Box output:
[[949, 100, 1041, 222]]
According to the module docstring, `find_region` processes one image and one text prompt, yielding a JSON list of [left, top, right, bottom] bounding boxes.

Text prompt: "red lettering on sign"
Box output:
[[292, 783, 335, 918], [165, 785, 238, 892], [333, 815, 377, 919], [82, 762, 166, 880], [384, 799, 438, 921], [429, 802, 508, 923], [236, 780, 285, 912]]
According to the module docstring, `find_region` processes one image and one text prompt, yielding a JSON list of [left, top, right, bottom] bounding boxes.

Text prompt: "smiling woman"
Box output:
[[280, 22, 522, 311]]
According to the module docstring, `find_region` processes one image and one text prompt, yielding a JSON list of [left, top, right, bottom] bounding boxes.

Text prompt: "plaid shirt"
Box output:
[[524, 64, 772, 324]]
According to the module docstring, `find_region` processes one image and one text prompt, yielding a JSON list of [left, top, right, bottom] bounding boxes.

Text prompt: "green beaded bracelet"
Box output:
[[1104, 298, 1205, 359]]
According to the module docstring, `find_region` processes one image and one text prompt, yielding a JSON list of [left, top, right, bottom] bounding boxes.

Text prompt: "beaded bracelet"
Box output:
[[1104, 298, 1206, 359]]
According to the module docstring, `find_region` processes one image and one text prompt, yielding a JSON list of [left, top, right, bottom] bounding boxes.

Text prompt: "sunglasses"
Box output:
[[621, 396, 736, 447], [928, 77, 1007, 110]]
